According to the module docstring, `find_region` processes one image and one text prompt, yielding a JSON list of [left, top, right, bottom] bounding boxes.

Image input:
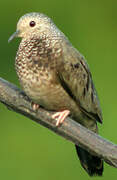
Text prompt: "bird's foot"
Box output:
[[52, 110, 70, 126], [31, 102, 40, 111]]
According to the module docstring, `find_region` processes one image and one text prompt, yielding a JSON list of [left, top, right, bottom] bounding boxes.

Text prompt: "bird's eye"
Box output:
[[29, 21, 36, 27]]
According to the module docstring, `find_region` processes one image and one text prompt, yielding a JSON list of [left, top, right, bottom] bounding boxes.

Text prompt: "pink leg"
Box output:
[[31, 102, 40, 111], [52, 110, 70, 126]]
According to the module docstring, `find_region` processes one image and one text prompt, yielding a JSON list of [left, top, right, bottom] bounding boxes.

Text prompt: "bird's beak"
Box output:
[[8, 30, 20, 43]]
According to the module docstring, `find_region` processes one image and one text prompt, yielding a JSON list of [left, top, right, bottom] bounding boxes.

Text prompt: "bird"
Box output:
[[8, 12, 103, 176]]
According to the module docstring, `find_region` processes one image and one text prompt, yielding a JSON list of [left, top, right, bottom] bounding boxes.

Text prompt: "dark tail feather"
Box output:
[[75, 145, 103, 176]]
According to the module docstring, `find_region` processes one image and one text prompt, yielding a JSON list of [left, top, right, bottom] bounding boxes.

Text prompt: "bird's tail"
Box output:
[[75, 145, 103, 176]]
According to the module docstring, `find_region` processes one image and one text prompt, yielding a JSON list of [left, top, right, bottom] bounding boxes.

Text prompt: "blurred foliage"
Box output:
[[0, 0, 117, 179]]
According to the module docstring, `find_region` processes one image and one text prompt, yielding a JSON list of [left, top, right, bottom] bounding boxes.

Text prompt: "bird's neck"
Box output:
[[18, 32, 63, 60]]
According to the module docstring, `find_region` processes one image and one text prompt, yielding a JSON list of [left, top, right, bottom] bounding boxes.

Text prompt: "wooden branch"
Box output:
[[0, 77, 117, 168]]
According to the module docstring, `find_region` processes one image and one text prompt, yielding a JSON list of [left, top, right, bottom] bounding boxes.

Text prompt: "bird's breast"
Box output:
[[15, 37, 80, 113]]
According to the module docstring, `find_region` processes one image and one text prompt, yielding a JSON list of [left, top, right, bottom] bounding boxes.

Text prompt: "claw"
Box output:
[[31, 102, 39, 111], [52, 110, 70, 126]]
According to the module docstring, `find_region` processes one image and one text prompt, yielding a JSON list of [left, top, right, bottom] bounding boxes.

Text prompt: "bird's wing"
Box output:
[[58, 47, 103, 123]]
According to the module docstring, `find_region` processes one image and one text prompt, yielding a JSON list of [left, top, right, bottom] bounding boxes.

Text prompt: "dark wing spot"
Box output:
[[74, 63, 79, 69], [80, 60, 90, 91], [83, 88, 86, 96], [70, 63, 80, 69], [86, 75, 90, 91], [91, 81, 95, 102], [70, 63, 74, 69], [91, 80, 95, 91], [91, 91, 94, 102], [83, 73, 86, 79]]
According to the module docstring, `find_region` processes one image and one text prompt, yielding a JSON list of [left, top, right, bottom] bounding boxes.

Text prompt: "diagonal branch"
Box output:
[[0, 77, 117, 168]]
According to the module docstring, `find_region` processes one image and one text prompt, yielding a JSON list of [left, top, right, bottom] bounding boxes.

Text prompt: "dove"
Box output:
[[8, 12, 103, 176]]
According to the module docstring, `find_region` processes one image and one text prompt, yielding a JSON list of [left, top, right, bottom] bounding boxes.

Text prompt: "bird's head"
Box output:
[[8, 12, 53, 42]]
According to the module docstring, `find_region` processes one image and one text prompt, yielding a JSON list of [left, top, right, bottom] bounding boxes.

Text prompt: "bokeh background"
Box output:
[[0, 0, 117, 179]]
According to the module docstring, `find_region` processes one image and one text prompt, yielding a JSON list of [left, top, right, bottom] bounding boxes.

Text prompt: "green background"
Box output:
[[0, 0, 117, 179]]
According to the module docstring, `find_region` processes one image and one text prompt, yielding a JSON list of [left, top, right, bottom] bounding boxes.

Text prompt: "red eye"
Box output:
[[29, 21, 36, 27]]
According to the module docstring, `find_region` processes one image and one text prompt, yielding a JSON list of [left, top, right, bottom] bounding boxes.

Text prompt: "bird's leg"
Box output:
[[52, 110, 70, 126], [31, 102, 40, 111]]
